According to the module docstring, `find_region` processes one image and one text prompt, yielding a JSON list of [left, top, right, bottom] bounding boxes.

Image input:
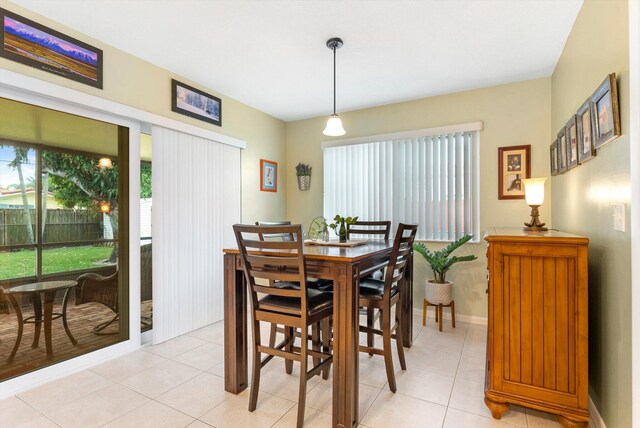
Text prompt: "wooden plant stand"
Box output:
[[422, 299, 455, 332]]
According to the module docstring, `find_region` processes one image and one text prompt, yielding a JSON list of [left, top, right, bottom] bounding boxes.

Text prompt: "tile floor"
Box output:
[[0, 313, 594, 428]]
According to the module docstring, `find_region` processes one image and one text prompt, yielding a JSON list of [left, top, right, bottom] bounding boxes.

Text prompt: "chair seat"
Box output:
[[359, 278, 397, 300], [259, 288, 333, 316]]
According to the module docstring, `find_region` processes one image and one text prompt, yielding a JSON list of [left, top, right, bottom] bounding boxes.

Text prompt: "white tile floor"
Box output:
[[0, 314, 593, 428]]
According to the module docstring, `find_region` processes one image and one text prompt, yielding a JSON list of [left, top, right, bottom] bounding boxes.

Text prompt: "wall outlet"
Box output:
[[613, 204, 625, 232]]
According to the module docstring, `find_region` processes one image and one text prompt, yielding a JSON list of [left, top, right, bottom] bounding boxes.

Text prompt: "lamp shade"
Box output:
[[523, 178, 546, 206], [323, 114, 346, 136]]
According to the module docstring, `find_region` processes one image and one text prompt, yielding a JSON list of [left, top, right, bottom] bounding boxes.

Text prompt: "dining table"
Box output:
[[223, 240, 414, 428]]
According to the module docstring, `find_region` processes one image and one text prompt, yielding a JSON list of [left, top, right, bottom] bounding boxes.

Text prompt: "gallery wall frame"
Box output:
[[565, 115, 579, 170], [498, 145, 530, 200], [171, 79, 222, 127], [592, 73, 621, 149], [576, 98, 597, 163]]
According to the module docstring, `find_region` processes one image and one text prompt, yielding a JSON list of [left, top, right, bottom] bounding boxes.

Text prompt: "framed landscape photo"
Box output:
[[0, 8, 103, 88], [171, 79, 222, 126], [260, 159, 278, 192], [550, 141, 559, 176], [557, 128, 568, 174], [498, 145, 530, 200], [591, 73, 621, 149], [565, 115, 579, 170], [577, 98, 596, 163]]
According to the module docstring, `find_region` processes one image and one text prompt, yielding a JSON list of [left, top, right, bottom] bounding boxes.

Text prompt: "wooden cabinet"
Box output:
[[484, 228, 589, 428]]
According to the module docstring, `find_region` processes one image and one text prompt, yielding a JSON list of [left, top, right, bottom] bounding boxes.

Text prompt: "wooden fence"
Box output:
[[0, 209, 104, 245]]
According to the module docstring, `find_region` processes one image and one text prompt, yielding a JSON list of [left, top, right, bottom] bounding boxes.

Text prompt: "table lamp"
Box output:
[[523, 178, 548, 231]]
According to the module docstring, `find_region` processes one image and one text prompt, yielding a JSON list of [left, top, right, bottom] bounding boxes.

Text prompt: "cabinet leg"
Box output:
[[557, 415, 588, 428], [484, 397, 509, 419]]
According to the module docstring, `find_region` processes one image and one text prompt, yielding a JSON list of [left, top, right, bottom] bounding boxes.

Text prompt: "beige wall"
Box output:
[[286, 78, 551, 319], [0, 0, 287, 224], [550, 0, 631, 426]]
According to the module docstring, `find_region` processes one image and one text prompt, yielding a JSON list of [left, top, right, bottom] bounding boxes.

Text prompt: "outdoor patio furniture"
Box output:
[[75, 271, 119, 335]]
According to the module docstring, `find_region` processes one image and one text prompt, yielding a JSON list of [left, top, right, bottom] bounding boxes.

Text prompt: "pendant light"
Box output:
[[323, 37, 346, 136]]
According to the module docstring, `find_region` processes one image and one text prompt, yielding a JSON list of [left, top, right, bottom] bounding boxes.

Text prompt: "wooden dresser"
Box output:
[[484, 228, 589, 428]]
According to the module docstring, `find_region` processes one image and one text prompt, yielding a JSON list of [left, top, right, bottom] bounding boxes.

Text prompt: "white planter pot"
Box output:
[[425, 280, 453, 305]]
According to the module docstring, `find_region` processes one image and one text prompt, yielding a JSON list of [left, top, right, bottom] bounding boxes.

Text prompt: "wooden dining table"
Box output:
[[223, 240, 414, 428]]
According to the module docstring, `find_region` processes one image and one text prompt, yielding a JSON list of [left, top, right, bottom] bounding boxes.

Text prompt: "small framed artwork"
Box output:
[[557, 128, 568, 174], [550, 141, 559, 176], [0, 8, 103, 88], [592, 73, 621, 149], [260, 159, 278, 192], [171, 79, 222, 126], [576, 98, 596, 163], [565, 115, 579, 170], [498, 145, 530, 200]]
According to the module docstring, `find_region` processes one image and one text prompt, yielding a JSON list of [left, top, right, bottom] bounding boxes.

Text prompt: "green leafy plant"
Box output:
[[413, 235, 477, 283], [325, 215, 358, 241], [295, 163, 312, 176]]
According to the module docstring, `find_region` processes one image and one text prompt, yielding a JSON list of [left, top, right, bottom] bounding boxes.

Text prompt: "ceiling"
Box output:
[[11, 0, 583, 122]]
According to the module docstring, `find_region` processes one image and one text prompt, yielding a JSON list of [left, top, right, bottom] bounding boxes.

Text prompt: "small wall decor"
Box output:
[[592, 73, 621, 149], [550, 141, 559, 176], [171, 79, 221, 126], [564, 115, 579, 170], [498, 145, 530, 200], [0, 8, 103, 88], [295, 163, 312, 191], [557, 128, 568, 174], [260, 159, 278, 192], [576, 98, 596, 163]]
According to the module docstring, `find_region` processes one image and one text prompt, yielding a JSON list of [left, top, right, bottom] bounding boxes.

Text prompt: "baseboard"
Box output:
[[589, 396, 607, 428], [415, 306, 488, 326]]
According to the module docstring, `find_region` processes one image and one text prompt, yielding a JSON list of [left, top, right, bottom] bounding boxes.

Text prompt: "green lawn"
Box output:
[[0, 246, 114, 280]]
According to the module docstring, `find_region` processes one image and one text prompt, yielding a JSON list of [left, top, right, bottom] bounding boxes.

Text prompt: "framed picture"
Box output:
[[260, 159, 278, 192], [550, 141, 559, 176], [592, 73, 621, 149], [0, 8, 103, 88], [498, 145, 530, 200], [557, 127, 568, 174], [171, 79, 222, 126], [565, 115, 579, 170], [576, 98, 596, 163]]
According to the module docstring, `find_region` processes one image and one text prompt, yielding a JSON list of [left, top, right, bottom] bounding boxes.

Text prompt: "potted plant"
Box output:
[[326, 215, 358, 243], [413, 234, 477, 304], [295, 162, 312, 191]]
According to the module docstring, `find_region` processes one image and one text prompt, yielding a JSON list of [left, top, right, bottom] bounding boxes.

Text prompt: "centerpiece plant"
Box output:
[[326, 215, 358, 243]]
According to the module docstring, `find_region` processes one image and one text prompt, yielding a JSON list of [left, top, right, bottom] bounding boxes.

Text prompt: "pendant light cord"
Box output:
[[332, 45, 337, 115]]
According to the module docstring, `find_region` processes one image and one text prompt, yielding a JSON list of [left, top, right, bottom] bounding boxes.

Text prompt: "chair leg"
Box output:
[[422, 299, 427, 326], [395, 304, 406, 371], [366, 307, 374, 356], [321, 317, 331, 380], [297, 325, 309, 428], [285, 326, 294, 374], [249, 317, 262, 412], [311, 322, 320, 371], [269, 323, 277, 348], [451, 300, 456, 328], [382, 308, 397, 393]]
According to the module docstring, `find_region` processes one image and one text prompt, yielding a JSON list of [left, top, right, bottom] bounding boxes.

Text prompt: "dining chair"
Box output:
[[358, 223, 418, 392], [347, 220, 392, 353], [234, 224, 333, 428]]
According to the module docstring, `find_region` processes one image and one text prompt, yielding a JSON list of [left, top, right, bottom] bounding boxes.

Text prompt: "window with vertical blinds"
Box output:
[[323, 124, 480, 241]]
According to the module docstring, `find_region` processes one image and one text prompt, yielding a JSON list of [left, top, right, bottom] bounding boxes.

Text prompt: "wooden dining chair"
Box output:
[[358, 223, 418, 392], [234, 224, 333, 428]]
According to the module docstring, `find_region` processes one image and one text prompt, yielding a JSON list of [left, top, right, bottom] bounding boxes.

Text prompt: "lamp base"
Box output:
[[523, 205, 548, 232]]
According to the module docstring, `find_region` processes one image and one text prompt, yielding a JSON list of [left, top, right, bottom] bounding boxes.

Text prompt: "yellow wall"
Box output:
[[286, 78, 551, 319], [550, 0, 631, 426], [0, 0, 287, 224]]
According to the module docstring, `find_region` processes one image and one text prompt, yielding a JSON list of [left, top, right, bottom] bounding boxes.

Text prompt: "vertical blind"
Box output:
[[324, 131, 479, 241], [152, 126, 241, 344]]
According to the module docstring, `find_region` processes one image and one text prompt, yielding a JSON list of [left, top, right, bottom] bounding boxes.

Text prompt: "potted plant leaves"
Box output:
[[295, 162, 312, 191], [413, 234, 477, 305], [326, 215, 358, 243]]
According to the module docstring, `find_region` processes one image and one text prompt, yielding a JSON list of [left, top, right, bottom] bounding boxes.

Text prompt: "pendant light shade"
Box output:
[[323, 37, 346, 136]]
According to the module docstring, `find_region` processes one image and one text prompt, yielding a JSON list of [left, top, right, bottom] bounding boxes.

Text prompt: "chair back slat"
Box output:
[[347, 220, 391, 240], [234, 224, 310, 317], [255, 221, 295, 241], [382, 223, 418, 299]]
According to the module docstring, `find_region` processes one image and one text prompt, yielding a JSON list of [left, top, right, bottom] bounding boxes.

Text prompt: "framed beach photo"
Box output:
[[498, 145, 530, 200], [565, 115, 578, 170], [260, 159, 278, 192], [557, 128, 568, 174], [171, 79, 222, 126], [591, 73, 621, 149], [550, 141, 559, 176], [0, 8, 103, 88], [576, 98, 596, 163]]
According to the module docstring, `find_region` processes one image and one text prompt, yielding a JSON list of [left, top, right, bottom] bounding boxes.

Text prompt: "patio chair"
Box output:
[[75, 271, 119, 334]]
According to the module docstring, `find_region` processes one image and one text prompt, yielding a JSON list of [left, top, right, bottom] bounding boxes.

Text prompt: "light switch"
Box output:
[[613, 204, 625, 232]]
